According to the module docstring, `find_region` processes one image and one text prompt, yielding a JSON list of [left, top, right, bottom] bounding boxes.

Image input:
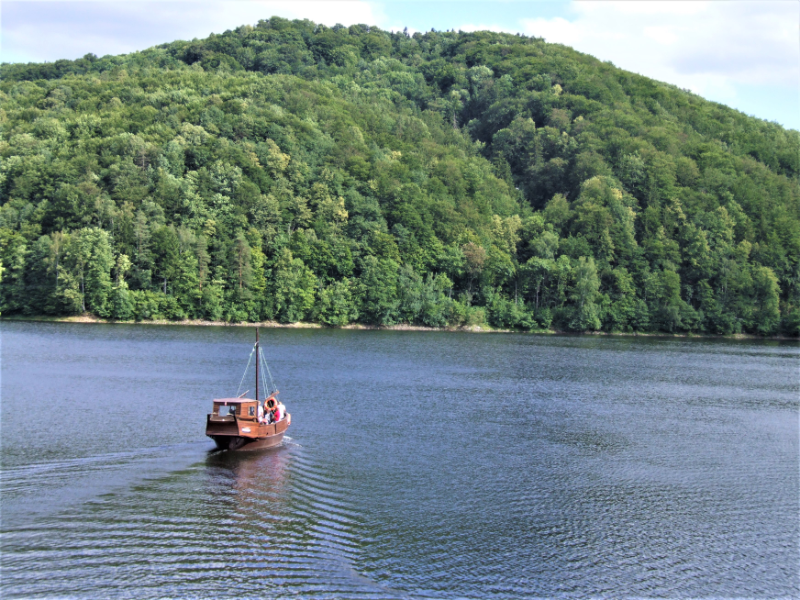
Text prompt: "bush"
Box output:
[[465, 306, 486, 327], [130, 290, 186, 321], [780, 307, 800, 337], [487, 295, 534, 329]]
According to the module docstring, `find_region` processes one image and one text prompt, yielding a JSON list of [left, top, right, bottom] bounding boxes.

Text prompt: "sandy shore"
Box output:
[[1, 313, 491, 332], [2, 314, 795, 340]]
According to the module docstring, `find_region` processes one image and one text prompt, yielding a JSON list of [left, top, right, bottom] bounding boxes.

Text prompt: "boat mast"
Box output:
[[255, 328, 259, 401]]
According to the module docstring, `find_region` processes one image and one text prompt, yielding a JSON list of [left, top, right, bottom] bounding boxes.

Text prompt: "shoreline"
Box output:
[[1, 314, 796, 341]]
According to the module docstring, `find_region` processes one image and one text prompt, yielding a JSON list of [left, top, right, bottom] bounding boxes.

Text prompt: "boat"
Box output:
[[206, 329, 291, 451]]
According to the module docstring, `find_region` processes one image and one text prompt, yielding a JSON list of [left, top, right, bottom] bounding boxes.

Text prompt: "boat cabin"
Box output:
[[210, 398, 260, 421], [207, 395, 290, 451]]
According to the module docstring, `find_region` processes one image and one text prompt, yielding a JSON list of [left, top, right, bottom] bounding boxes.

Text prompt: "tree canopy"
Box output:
[[2, 18, 798, 335]]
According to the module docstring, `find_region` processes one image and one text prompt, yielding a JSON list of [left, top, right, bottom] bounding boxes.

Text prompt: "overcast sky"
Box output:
[[2, 0, 798, 130]]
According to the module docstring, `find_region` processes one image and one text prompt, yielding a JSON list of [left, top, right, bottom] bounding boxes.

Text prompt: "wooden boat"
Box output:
[[206, 330, 291, 451]]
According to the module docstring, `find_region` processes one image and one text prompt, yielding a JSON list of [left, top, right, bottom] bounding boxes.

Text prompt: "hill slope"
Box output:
[[2, 18, 798, 335]]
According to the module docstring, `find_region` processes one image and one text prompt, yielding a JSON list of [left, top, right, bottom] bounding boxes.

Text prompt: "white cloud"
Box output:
[[521, 1, 800, 104], [1, 1, 383, 63], [589, 1, 705, 18], [643, 26, 677, 47]]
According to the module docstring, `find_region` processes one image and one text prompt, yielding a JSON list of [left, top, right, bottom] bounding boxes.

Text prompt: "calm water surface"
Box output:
[[1, 322, 798, 599]]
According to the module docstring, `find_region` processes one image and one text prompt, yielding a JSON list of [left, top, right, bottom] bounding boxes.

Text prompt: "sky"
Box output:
[[2, 0, 798, 130]]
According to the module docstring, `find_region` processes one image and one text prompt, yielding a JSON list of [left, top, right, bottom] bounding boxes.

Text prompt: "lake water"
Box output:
[[1, 321, 798, 599]]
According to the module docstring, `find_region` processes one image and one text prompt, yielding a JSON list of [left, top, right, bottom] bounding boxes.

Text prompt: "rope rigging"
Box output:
[[259, 347, 277, 397], [235, 344, 256, 398], [258, 347, 268, 399], [235, 342, 278, 400]]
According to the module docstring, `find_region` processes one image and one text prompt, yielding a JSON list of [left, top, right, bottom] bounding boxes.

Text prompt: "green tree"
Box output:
[[750, 266, 780, 335], [1, 21, 797, 337], [569, 256, 600, 331], [314, 278, 358, 326], [111, 254, 134, 320], [357, 256, 399, 325], [64, 228, 113, 316], [150, 225, 181, 296], [266, 248, 317, 323]]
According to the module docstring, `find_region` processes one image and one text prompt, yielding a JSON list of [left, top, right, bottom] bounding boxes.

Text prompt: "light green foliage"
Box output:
[[569, 256, 601, 331], [357, 256, 399, 325], [543, 194, 571, 230], [0, 20, 797, 335], [603, 267, 638, 332], [266, 248, 317, 323], [749, 266, 781, 335], [314, 278, 358, 326], [60, 228, 114, 316], [111, 253, 134, 320]]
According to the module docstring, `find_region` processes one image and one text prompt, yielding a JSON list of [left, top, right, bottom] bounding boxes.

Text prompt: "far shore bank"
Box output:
[[1, 314, 796, 341]]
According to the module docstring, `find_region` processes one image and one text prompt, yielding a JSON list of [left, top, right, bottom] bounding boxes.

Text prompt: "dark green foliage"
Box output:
[[1, 20, 798, 335]]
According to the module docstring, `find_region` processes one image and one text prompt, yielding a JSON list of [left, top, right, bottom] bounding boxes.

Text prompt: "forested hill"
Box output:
[[2, 19, 798, 335]]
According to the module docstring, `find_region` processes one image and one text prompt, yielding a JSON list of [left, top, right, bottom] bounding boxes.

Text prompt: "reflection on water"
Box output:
[[1, 322, 798, 599], [207, 444, 292, 505]]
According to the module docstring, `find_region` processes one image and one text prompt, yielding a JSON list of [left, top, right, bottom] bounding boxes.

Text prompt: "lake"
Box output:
[[1, 321, 798, 599]]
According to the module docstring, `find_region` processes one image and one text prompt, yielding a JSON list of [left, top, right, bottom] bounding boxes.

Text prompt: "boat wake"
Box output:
[[1, 441, 404, 599]]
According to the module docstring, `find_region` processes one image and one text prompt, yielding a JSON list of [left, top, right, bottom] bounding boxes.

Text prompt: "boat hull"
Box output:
[[206, 412, 291, 452], [210, 431, 285, 451]]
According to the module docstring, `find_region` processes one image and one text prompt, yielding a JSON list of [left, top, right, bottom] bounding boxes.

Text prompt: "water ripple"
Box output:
[[1, 443, 402, 599], [2, 324, 797, 598]]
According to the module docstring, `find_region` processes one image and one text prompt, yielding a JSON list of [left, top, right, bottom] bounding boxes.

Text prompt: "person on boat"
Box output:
[[273, 403, 282, 422], [257, 402, 265, 423], [263, 401, 273, 424], [277, 402, 286, 421]]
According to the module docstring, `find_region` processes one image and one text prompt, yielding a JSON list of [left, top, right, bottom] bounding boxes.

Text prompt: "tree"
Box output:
[[750, 266, 780, 335], [569, 256, 600, 331], [111, 254, 134, 320], [150, 225, 181, 296], [543, 194, 571, 231], [461, 242, 486, 300], [521, 257, 553, 311], [266, 248, 317, 323], [314, 278, 358, 326], [231, 232, 253, 294], [2, 23, 797, 336], [604, 267, 638, 332], [419, 273, 452, 327], [357, 256, 399, 325], [397, 264, 424, 323], [49, 231, 66, 289], [64, 228, 113, 316], [653, 269, 685, 332]]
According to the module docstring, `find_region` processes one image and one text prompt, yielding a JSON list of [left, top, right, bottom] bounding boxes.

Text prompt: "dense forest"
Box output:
[[2, 18, 798, 335]]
